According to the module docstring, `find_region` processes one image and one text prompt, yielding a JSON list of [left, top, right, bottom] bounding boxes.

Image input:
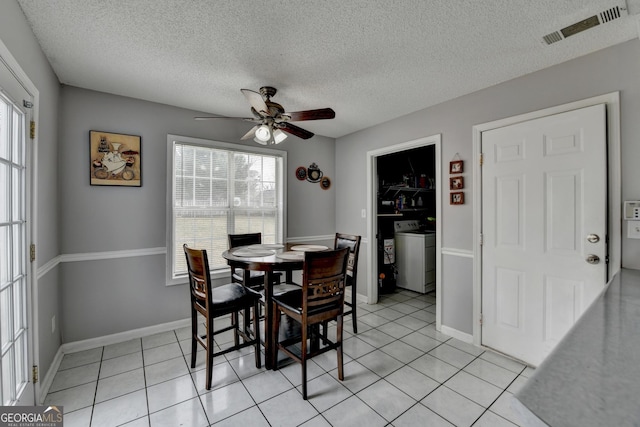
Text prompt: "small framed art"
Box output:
[[449, 160, 463, 174], [450, 191, 464, 205], [449, 176, 464, 190], [90, 130, 141, 187]]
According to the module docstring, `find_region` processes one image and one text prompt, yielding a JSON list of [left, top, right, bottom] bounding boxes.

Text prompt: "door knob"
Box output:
[[586, 254, 600, 264], [586, 234, 600, 243]]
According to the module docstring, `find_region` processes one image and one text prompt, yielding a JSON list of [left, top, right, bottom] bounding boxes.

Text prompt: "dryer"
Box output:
[[394, 220, 436, 294]]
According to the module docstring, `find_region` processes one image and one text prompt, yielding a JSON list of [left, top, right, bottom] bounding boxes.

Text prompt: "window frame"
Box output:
[[166, 134, 287, 285]]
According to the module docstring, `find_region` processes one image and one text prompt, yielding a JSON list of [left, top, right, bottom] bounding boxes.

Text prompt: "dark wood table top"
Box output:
[[222, 243, 329, 271]]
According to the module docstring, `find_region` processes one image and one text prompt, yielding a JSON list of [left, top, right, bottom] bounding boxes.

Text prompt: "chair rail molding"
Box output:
[[441, 247, 474, 258]]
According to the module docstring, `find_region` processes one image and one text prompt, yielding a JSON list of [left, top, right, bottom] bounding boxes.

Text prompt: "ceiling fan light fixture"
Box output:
[[273, 129, 287, 144], [254, 124, 271, 142]]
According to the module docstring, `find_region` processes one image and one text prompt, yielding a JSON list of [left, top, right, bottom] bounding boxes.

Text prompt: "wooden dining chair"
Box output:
[[228, 232, 282, 290], [183, 244, 261, 390], [334, 233, 362, 333], [271, 247, 350, 399]]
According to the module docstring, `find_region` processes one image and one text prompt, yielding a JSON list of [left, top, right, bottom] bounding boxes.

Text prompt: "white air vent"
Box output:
[[543, 31, 564, 45], [543, 5, 627, 45], [600, 6, 622, 22]]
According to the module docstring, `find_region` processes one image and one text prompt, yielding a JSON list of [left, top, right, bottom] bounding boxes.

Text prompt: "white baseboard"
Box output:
[[41, 318, 189, 401], [39, 347, 64, 404], [440, 325, 473, 343], [61, 318, 191, 355]]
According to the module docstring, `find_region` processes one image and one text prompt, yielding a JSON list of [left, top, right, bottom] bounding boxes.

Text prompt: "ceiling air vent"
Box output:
[[542, 5, 627, 45], [600, 6, 622, 22], [543, 31, 563, 45]]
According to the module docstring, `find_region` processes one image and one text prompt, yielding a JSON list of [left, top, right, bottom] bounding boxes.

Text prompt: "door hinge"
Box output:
[[479, 313, 483, 325], [30, 244, 36, 262], [479, 233, 483, 246], [480, 153, 484, 166], [30, 121, 35, 139], [32, 365, 38, 384]]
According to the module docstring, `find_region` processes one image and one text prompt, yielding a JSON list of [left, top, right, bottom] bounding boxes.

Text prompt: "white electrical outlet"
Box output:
[[51, 316, 56, 333], [361, 209, 366, 218], [628, 221, 640, 239]]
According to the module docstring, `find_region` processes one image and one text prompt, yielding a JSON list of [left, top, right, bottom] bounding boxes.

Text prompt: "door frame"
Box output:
[[0, 39, 40, 403], [366, 135, 442, 326], [471, 92, 621, 347]]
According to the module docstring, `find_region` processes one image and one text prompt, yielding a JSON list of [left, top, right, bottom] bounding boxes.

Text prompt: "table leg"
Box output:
[[262, 271, 276, 370]]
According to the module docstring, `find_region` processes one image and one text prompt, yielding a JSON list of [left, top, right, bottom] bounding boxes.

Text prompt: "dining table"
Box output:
[[222, 242, 330, 369]]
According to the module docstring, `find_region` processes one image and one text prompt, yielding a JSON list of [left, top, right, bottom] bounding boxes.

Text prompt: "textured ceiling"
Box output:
[[16, 0, 640, 139]]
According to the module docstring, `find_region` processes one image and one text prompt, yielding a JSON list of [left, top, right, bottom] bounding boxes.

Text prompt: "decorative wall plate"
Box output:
[[306, 163, 323, 182], [320, 176, 331, 190], [295, 166, 307, 180]]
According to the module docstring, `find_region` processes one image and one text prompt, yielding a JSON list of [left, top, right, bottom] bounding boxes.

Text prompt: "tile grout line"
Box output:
[[88, 346, 104, 427]]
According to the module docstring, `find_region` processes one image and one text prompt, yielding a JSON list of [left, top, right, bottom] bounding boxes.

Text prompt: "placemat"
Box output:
[[290, 245, 329, 252], [276, 251, 305, 260], [245, 244, 285, 250], [231, 248, 275, 257]]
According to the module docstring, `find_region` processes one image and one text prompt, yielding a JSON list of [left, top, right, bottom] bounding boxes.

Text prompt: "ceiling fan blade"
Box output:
[[241, 89, 269, 116], [195, 115, 252, 120], [286, 108, 335, 121], [241, 125, 259, 140], [195, 116, 231, 120], [280, 123, 314, 139], [194, 116, 261, 124]]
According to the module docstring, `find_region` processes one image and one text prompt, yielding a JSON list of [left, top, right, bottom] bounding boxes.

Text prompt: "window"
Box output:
[[167, 135, 286, 283]]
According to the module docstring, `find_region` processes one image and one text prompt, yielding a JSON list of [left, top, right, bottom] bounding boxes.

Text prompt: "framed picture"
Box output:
[[90, 130, 141, 187], [449, 176, 464, 190], [450, 191, 464, 205], [450, 160, 463, 174]]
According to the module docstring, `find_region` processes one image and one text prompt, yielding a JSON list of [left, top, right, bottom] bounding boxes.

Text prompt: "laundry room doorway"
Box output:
[[366, 135, 442, 329]]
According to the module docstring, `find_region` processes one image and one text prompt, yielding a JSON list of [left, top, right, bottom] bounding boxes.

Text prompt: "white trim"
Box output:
[[472, 92, 622, 347], [34, 235, 350, 277], [356, 292, 368, 305], [0, 37, 40, 405], [286, 235, 334, 243], [60, 247, 166, 263], [441, 248, 474, 258], [38, 347, 63, 404], [37, 255, 62, 279], [165, 134, 288, 286], [39, 317, 190, 401], [366, 135, 442, 329], [61, 318, 191, 355], [440, 325, 473, 343]]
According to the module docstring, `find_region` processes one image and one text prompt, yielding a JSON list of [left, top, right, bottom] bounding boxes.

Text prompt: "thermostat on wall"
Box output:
[[624, 201, 640, 220]]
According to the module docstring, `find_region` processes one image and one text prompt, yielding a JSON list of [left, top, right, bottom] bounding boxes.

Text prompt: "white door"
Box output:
[[481, 104, 607, 367], [0, 57, 34, 405]]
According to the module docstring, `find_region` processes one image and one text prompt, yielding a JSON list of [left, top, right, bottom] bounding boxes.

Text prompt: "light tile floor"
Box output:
[[46, 289, 534, 426]]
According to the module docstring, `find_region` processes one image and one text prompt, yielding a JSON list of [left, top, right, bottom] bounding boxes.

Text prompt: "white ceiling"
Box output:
[[16, 0, 640, 139]]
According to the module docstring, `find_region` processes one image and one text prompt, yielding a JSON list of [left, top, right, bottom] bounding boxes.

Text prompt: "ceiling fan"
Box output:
[[195, 86, 335, 145]]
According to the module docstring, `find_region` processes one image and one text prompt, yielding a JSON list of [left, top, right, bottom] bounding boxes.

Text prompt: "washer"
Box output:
[[394, 220, 436, 294]]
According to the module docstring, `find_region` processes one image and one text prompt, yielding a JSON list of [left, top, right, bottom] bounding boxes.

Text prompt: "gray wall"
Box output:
[[0, 1, 62, 383], [336, 39, 640, 334], [58, 86, 336, 342]]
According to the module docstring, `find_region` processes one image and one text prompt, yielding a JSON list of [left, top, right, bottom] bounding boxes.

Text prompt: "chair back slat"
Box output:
[[228, 232, 262, 248], [334, 233, 362, 280], [302, 248, 349, 315], [183, 244, 212, 304]]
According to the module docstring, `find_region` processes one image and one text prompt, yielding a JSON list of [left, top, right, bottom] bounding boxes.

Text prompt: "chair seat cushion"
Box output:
[[272, 289, 339, 316], [270, 283, 302, 297], [197, 283, 258, 312]]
